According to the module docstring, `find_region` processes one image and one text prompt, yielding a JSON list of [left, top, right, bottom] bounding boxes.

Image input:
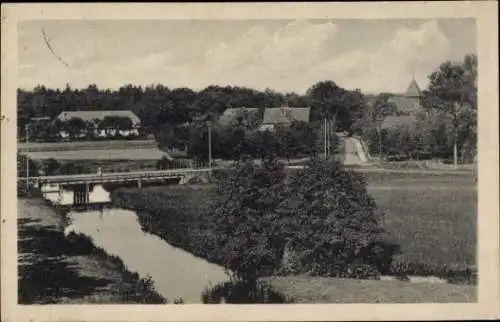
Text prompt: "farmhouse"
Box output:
[[55, 110, 141, 139], [218, 107, 260, 126], [259, 105, 310, 131]]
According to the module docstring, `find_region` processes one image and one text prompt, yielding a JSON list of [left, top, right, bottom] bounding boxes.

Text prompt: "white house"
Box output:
[[55, 110, 141, 139]]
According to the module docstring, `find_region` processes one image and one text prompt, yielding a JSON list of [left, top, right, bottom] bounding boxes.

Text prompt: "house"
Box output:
[[259, 105, 310, 131], [55, 110, 141, 139], [218, 107, 260, 126]]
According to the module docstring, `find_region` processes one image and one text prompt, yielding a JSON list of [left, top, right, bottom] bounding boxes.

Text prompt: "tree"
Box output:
[[66, 117, 86, 139], [423, 54, 477, 166], [209, 155, 290, 287], [284, 159, 395, 278]]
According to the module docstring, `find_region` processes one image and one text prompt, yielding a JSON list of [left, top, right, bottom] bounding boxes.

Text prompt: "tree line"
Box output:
[[18, 54, 477, 163]]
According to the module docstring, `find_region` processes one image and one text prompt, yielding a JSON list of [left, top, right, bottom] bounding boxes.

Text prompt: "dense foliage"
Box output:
[[209, 156, 291, 284], [209, 149, 398, 285], [282, 159, 393, 278]]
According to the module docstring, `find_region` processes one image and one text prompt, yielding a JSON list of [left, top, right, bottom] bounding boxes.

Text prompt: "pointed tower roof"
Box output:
[[405, 78, 422, 98]]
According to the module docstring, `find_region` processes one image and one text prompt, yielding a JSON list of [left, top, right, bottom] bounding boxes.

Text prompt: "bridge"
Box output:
[[19, 168, 214, 186], [19, 168, 215, 206]]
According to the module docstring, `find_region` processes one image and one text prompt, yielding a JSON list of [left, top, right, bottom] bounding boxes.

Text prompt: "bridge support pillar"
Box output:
[[137, 179, 142, 188], [85, 183, 90, 204]]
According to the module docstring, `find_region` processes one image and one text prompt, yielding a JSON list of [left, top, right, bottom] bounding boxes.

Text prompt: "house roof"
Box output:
[[262, 107, 310, 125], [405, 79, 423, 97], [387, 96, 422, 114], [55, 110, 141, 125], [381, 115, 417, 130], [218, 107, 259, 125]]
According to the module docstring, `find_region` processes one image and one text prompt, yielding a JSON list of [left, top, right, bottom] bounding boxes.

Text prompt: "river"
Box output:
[[41, 184, 230, 303]]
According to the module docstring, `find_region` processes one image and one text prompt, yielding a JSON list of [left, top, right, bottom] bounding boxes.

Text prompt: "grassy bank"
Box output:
[[262, 276, 476, 303], [111, 170, 477, 285], [18, 198, 166, 304]]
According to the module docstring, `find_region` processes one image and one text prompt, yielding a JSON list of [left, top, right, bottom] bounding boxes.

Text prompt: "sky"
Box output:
[[18, 18, 476, 94]]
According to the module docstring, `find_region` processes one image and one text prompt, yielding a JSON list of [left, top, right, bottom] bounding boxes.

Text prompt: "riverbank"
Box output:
[[18, 198, 166, 304]]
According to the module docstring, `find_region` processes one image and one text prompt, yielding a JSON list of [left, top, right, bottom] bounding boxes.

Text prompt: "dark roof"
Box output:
[[218, 107, 259, 125], [388, 96, 422, 114], [405, 79, 423, 97], [56, 110, 141, 125], [262, 107, 310, 125], [381, 115, 417, 130]]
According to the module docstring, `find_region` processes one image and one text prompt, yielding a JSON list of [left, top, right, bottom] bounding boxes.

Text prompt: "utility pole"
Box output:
[[378, 125, 383, 165], [324, 117, 327, 160], [326, 118, 331, 160], [25, 123, 30, 190], [207, 120, 212, 179]]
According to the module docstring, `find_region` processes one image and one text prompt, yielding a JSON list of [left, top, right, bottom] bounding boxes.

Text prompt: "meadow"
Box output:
[[18, 139, 187, 161], [18, 139, 158, 152], [110, 170, 477, 282]]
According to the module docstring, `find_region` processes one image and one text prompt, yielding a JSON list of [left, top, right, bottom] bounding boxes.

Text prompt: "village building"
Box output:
[[379, 78, 425, 130], [55, 110, 141, 139], [218, 107, 260, 126], [259, 105, 310, 131]]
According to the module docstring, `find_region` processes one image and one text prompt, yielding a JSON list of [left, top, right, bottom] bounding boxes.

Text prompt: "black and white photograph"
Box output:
[[1, 2, 499, 322]]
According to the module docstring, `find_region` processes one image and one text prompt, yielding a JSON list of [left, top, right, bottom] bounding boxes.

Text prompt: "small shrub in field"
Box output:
[[173, 297, 184, 304], [200, 281, 290, 304]]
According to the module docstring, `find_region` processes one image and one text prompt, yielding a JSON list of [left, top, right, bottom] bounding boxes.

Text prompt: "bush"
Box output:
[[208, 156, 290, 284], [282, 159, 399, 279], [201, 281, 291, 304]]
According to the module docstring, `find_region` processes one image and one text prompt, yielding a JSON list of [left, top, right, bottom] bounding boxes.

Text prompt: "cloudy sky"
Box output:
[[18, 18, 476, 94]]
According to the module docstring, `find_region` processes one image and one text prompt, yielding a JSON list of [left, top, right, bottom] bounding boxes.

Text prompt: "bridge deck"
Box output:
[[19, 168, 213, 185]]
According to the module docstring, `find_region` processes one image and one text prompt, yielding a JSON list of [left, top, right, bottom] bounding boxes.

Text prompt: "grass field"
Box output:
[[369, 179, 476, 270], [263, 276, 476, 303], [25, 148, 171, 161], [18, 139, 158, 152], [19, 139, 188, 160]]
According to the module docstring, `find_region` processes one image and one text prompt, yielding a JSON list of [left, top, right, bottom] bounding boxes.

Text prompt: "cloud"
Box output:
[[18, 20, 457, 94], [258, 20, 338, 71], [319, 20, 451, 93], [199, 20, 339, 92]]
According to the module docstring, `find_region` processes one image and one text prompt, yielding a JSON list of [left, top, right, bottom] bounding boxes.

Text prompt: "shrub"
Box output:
[[282, 159, 399, 279], [208, 155, 290, 285], [201, 281, 291, 304]]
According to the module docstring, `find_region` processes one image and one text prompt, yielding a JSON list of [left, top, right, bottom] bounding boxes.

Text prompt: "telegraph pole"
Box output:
[[207, 120, 212, 179], [324, 117, 327, 160], [25, 123, 30, 190]]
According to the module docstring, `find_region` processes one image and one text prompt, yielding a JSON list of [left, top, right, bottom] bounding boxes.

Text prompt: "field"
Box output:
[[18, 139, 158, 152], [18, 140, 187, 160], [367, 172, 476, 270], [263, 276, 475, 303]]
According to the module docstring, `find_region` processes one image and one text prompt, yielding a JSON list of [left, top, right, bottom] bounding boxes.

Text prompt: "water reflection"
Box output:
[[42, 184, 111, 206], [63, 208, 230, 303]]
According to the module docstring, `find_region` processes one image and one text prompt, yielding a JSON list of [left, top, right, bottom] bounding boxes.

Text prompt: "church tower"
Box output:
[[405, 77, 423, 99], [403, 75, 423, 114]]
